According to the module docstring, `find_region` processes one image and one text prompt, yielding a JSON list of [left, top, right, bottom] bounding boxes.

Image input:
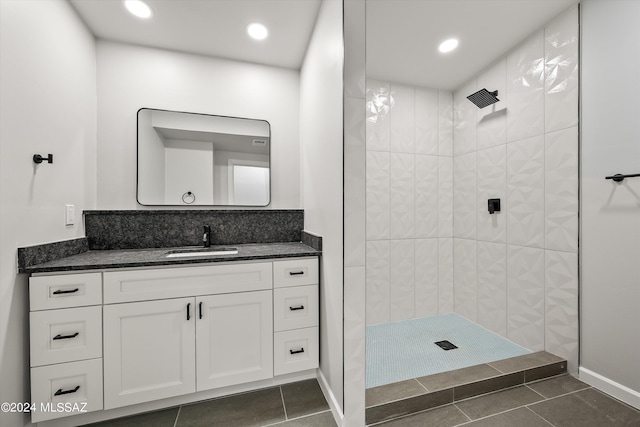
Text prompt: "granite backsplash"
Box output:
[[84, 209, 305, 250], [17, 210, 318, 272], [17, 237, 89, 272]]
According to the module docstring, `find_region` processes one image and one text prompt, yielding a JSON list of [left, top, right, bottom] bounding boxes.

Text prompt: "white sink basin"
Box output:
[[165, 247, 238, 258]]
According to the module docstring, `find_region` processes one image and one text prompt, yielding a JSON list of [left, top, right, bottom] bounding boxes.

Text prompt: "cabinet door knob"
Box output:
[[289, 305, 305, 311], [199, 301, 203, 319], [52, 288, 79, 295], [54, 386, 80, 396], [290, 347, 305, 355], [187, 303, 191, 321], [53, 332, 79, 340]]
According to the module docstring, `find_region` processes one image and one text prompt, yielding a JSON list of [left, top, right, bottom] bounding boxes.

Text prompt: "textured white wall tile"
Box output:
[[415, 88, 439, 155], [415, 239, 439, 317], [453, 238, 478, 321], [389, 239, 415, 321], [365, 240, 390, 325], [477, 145, 507, 243], [545, 250, 579, 374], [454, 79, 478, 156], [477, 241, 507, 337], [507, 245, 545, 351], [438, 238, 454, 313], [507, 135, 545, 248], [506, 30, 544, 143], [415, 155, 439, 238], [366, 79, 390, 151], [343, 265, 366, 425], [438, 91, 454, 156], [438, 156, 454, 237], [390, 84, 415, 153], [389, 153, 415, 239], [454, 152, 477, 239], [366, 151, 389, 240], [345, 97, 366, 267], [545, 127, 579, 253], [545, 6, 579, 133], [477, 58, 507, 150]]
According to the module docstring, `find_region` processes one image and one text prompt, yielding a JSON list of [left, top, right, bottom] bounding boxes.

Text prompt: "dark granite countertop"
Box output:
[[24, 242, 321, 274]]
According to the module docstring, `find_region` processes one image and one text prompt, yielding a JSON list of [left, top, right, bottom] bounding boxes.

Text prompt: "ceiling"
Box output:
[[367, 0, 579, 90], [69, 0, 322, 70], [70, 0, 579, 90]]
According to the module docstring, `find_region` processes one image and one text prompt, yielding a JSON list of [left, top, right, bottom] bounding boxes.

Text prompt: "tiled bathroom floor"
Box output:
[[78, 375, 640, 427], [373, 375, 640, 427], [81, 379, 336, 427]]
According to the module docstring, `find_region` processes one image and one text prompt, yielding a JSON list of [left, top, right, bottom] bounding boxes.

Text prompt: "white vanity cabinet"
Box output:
[[272, 258, 320, 375], [28, 256, 318, 423], [196, 291, 273, 391], [28, 272, 104, 423], [101, 262, 274, 409], [103, 297, 197, 409]]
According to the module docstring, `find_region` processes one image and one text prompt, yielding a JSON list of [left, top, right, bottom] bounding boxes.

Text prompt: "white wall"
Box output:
[[342, 0, 367, 424], [0, 1, 97, 426], [451, 7, 579, 371], [580, 0, 640, 408], [364, 82, 454, 324], [96, 41, 301, 209], [137, 110, 166, 204], [300, 0, 345, 418], [164, 139, 214, 204]]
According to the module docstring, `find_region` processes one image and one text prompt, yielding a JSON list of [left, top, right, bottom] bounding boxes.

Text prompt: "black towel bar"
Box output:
[[605, 173, 640, 182]]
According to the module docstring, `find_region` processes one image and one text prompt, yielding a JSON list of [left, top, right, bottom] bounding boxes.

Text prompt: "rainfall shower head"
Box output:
[[467, 88, 499, 109]]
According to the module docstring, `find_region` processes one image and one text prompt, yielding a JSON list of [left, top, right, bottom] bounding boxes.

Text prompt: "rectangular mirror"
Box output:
[[137, 108, 270, 206]]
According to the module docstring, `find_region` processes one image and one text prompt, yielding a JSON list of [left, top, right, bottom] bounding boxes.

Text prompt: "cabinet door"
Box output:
[[103, 298, 196, 409], [196, 290, 273, 391]]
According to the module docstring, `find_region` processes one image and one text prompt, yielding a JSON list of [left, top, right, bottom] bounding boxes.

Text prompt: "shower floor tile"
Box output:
[[366, 313, 530, 388]]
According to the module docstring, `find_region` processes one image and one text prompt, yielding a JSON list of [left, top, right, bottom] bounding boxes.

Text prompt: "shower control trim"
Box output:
[[488, 198, 501, 214]]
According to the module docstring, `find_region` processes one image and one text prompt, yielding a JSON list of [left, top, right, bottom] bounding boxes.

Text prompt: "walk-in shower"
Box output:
[[364, 0, 580, 394]]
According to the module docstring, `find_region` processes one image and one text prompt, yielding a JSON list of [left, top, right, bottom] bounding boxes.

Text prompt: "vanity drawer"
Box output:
[[30, 306, 102, 367], [274, 285, 318, 332], [273, 258, 318, 288], [103, 262, 273, 303], [30, 273, 102, 311], [273, 327, 319, 376], [31, 358, 103, 423]]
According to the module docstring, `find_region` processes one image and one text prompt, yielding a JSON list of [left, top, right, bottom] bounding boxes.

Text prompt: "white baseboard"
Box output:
[[579, 366, 640, 410], [316, 368, 344, 426]]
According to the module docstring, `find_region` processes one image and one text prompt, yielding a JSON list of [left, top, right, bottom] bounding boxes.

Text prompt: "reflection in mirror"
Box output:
[[137, 108, 270, 206]]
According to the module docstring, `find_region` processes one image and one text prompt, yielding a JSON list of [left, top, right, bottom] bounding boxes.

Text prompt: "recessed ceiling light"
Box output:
[[247, 22, 269, 41], [124, 0, 152, 19], [438, 38, 459, 53]]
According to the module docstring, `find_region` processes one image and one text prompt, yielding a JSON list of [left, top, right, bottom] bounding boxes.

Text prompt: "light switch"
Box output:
[[65, 204, 75, 226]]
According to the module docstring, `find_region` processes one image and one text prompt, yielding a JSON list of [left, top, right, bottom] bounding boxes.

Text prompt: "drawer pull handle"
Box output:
[[289, 271, 305, 276], [289, 305, 305, 311], [53, 332, 79, 340], [54, 386, 80, 396], [187, 303, 191, 321], [290, 347, 305, 355], [52, 288, 79, 295]]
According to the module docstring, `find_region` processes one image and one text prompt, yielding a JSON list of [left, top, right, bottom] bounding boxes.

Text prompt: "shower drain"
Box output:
[[434, 340, 458, 351]]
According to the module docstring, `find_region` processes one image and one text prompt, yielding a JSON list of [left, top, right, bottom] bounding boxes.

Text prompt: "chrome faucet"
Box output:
[[203, 225, 212, 248]]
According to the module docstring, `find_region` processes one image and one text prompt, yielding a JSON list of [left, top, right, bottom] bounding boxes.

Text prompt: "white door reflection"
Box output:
[[228, 161, 270, 206]]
